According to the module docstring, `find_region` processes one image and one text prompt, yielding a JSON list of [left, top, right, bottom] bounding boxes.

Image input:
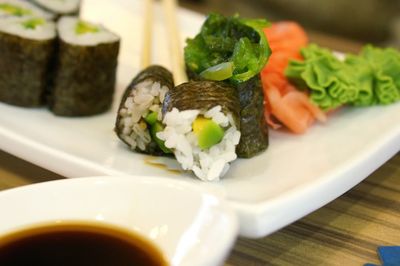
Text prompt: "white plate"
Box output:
[[0, 176, 238, 266], [0, 0, 399, 238]]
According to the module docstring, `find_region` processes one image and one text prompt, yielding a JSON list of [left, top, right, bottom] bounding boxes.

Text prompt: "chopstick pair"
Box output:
[[141, 0, 187, 85]]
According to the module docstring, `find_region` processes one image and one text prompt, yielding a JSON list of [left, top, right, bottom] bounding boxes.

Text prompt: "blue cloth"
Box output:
[[378, 246, 400, 266], [364, 246, 400, 266]]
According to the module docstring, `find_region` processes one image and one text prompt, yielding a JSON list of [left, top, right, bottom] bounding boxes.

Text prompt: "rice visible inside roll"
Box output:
[[118, 80, 169, 151], [0, 0, 54, 20], [57, 16, 119, 46], [30, 0, 80, 15], [157, 105, 241, 181], [0, 16, 55, 40]]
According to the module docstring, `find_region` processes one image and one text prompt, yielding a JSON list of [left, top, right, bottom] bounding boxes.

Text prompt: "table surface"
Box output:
[[1, 2, 400, 266]]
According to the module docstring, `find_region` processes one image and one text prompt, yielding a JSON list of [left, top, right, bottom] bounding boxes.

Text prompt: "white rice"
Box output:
[[32, 0, 80, 14], [57, 16, 119, 46], [0, 16, 56, 40], [0, 0, 54, 20], [118, 80, 169, 151], [157, 106, 241, 181]]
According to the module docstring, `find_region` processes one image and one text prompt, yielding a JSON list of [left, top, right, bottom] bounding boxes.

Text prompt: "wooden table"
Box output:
[[1, 2, 399, 265]]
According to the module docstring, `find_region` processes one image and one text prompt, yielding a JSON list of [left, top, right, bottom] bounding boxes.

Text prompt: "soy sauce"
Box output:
[[0, 222, 168, 266]]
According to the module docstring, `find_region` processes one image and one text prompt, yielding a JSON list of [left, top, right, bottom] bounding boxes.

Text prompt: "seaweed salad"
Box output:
[[185, 13, 271, 83], [184, 13, 271, 158]]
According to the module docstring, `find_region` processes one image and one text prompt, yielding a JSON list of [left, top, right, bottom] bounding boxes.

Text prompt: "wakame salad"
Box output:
[[184, 13, 271, 83]]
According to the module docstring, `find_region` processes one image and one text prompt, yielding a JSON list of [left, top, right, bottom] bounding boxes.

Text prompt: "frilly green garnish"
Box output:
[[345, 45, 400, 106], [285, 44, 400, 110], [285, 44, 358, 110]]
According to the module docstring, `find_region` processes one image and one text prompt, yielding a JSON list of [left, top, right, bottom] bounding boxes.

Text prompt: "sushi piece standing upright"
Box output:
[[158, 81, 241, 181], [48, 16, 120, 116], [115, 65, 175, 155], [28, 0, 80, 19], [0, 0, 54, 20], [0, 16, 56, 107]]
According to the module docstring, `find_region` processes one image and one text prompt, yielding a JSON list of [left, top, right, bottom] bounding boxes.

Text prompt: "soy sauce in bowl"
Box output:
[[0, 222, 168, 266]]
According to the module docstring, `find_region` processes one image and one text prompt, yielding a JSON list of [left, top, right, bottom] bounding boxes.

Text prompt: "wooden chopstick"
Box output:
[[141, 0, 153, 69], [162, 0, 188, 85]]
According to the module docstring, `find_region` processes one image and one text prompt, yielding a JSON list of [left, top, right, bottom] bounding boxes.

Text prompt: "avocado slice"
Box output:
[[150, 122, 172, 153], [192, 117, 224, 149]]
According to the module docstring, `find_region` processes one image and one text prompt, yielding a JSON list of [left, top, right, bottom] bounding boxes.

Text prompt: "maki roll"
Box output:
[[158, 81, 241, 181], [0, 0, 54, 20], [115, 65, 174, 155], [183, 72, 269, 158], [48, 17, 120, 116], [0, 16, 56, 107], [184, 13, 271, 158], [29, 0, 80, 19]]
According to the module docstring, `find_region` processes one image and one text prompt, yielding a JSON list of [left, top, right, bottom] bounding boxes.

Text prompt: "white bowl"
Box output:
[[0, 176, 238, 266]]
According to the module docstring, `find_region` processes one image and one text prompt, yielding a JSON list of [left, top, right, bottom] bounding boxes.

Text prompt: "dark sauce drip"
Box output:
[[144, 156, 182, 174], [0, 222, 168, 266]]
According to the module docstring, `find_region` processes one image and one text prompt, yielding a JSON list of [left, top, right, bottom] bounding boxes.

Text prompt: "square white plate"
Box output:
[[0, 0, 399, 238]]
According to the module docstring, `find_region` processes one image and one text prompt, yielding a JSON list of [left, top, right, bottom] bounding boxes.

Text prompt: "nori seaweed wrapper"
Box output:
[[162, 80, 241, 128], [235, 75, 268, 158], [0, 31, 55, 107], [115, 65, 174, 155], [130, 65, 174, 89], [48, 38, 120, 116]]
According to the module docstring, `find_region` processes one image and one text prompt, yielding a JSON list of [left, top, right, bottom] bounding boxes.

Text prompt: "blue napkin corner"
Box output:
[[378, 246, 400, 266], [364, 246, 400, 266]]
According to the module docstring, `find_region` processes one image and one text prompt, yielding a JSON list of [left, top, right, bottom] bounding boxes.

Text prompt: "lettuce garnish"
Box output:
[[345, 45, 400, 106], [285, 44, 358, 110], [285, 44, 400, 110]]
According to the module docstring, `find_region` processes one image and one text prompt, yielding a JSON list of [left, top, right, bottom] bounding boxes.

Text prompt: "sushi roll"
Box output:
[[0, 0, 54, 20], [115, 65, 174, 155], [29, 0, 80, 19], [48, 16, 120, 116], [158, 81, 241, 181], [184, 70, 269, 158], [236, 75, 269, 158], [0, 16, 56, 107]]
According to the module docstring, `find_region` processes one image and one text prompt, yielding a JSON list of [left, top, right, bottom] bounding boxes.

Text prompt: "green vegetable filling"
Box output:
[[75, 21, 99, 35], [21, 18, 45, 30], [144, 112, 171, 153], [150, 121, 172, 154], [192, 116, 225, 149], [0, 3, 32, 16], [184, 13, 271, 83], [144, 111, 158, 126], [200, 62, 233, 81]]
